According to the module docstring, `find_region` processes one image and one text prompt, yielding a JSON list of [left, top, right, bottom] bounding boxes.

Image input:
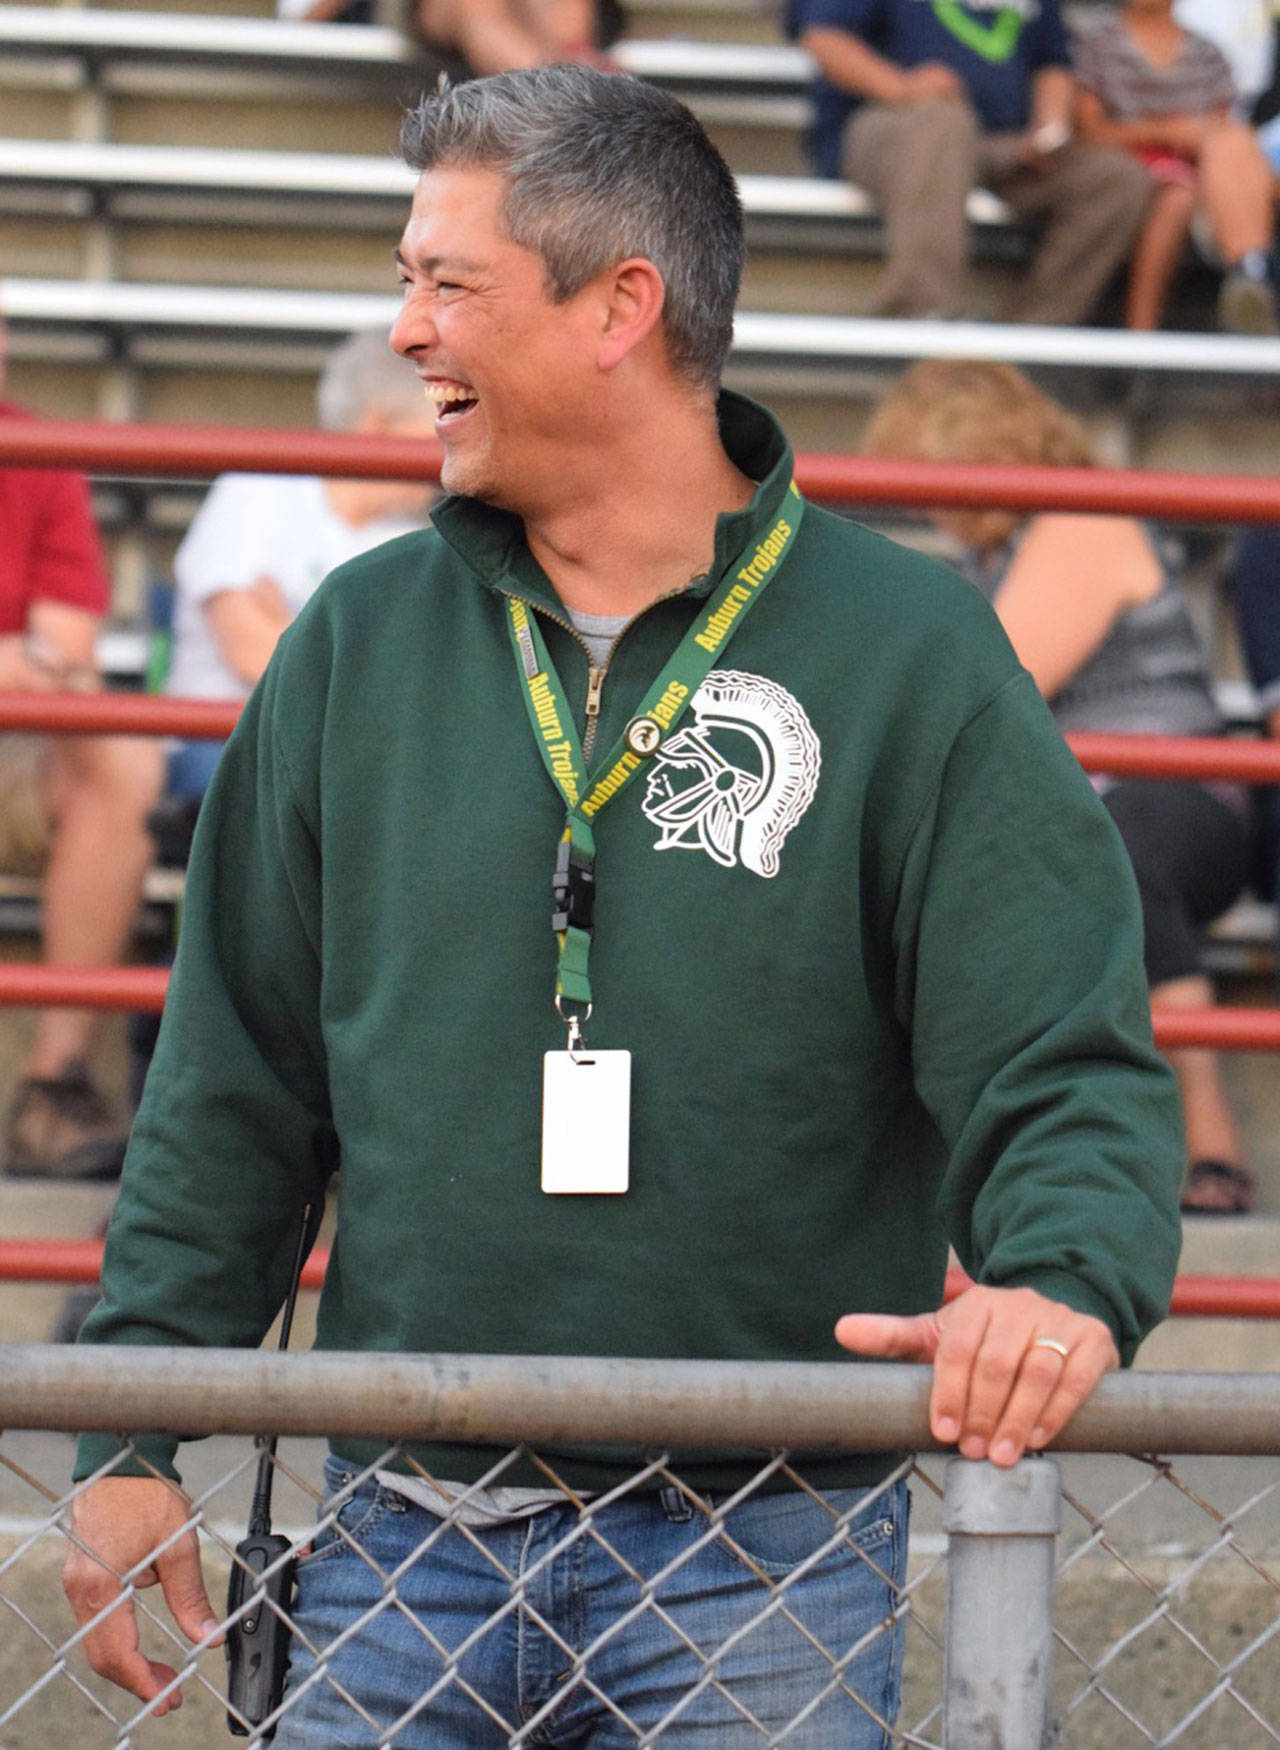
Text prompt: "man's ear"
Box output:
[[596, 258, 666, 372]]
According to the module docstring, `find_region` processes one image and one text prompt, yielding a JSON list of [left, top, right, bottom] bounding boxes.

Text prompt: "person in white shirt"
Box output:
[[166, 329, 437, 796]]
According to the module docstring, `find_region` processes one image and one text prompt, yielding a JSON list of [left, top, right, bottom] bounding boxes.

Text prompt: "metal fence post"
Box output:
[[942, 1455, 1062, 1749]]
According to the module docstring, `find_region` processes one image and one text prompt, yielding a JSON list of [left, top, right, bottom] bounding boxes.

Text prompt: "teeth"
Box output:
[[423, 382, 475, 404]]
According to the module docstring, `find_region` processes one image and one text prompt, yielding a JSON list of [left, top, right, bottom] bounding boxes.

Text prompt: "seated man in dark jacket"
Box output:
[[788, 0, 1153, 322]]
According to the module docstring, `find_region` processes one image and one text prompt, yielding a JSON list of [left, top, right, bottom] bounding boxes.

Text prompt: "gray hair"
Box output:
[[316, 327, 426, 430], [399, 66, 744, 388]]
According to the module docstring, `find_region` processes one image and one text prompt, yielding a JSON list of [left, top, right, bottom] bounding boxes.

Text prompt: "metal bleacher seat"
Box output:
[[6, 271, 1280, 380], [0, 136, 1014, 232], [0, 7, 811, 122], [3, 3, 1278, 456], [3, 10, 1279, 387], [4, 2, 1273, 355], [0, 135, 1020, 304]]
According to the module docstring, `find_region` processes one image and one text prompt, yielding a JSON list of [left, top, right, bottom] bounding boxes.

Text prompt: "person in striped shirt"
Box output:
[[1072, 0, 1278, 332]]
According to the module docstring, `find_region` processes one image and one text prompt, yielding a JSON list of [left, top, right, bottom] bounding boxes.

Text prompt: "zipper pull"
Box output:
[[585, 666, 606, 721]]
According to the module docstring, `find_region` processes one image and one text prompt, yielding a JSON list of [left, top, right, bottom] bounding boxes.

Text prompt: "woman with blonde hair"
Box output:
[[865, 359, 1255, 1214]]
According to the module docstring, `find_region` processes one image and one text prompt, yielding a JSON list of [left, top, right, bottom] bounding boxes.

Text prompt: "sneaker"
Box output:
[[2, 1061, 127, 1180], [1218, 268, 1279, 336]]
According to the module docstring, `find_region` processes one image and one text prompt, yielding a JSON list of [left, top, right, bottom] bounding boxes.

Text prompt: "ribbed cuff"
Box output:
[[72, 1432, 182, 1486]]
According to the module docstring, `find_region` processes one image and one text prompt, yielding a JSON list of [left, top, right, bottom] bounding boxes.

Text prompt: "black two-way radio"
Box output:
[[225, 1206, 314, 1741]]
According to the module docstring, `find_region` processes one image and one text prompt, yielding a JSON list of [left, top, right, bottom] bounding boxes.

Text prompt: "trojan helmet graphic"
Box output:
[[641, 670, 821, 877]]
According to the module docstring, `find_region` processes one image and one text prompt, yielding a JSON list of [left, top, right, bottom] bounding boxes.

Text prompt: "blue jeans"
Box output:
[[271, 1456, 909, 1748]]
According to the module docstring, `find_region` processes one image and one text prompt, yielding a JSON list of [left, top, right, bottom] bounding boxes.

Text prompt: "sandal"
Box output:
[[1179, 1158, 1256, 1216]]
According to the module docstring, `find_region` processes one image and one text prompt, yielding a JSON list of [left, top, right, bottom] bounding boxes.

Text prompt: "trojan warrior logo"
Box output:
[[641, 670, 821, 877]]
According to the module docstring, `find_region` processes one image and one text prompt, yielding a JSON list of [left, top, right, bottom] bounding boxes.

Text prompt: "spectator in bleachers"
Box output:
[[277, 0, 622, 74], [407, 0, 621, 73], [787, 0, 1152, 322], [0, 324, 164, 1181], [165, 329, 438, 801], [275, 0, 380, 24], [1226, 524, 1280, 891], [865, 359, 1257, 1214], [1071, 0, 1279, 334]]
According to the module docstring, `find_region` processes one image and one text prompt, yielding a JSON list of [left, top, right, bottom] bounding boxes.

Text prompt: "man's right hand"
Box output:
[[62, 1476, 222, 1714], [896, 62, 965, 103]]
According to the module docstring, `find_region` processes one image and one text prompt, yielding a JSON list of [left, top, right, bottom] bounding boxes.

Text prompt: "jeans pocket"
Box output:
[[711, 1482, 905, 1578], [297, 1465, 396, 1569]]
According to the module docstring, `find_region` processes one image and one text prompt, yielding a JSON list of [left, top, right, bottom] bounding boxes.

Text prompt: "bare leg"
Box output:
[[1198, 118, 1274, 264], [522, 0, 595, 51], [1125, 179, 1195, 331], [1153, 974, 1254, 1211], [414, 0, 547, 73], [414, 0, 598, 72], [26, 735, 164, 1078]]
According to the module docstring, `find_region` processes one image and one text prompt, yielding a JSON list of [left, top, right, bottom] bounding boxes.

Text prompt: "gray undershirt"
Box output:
[[566, 605, 630, 669]]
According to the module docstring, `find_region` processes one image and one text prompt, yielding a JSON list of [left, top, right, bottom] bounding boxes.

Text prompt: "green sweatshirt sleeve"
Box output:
[[74, 654, 335, 1484], [892, 670, 1184, 1364]]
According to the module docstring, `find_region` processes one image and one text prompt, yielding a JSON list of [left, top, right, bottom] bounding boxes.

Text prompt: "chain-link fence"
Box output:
[[0, 1347, 1276, 1747]]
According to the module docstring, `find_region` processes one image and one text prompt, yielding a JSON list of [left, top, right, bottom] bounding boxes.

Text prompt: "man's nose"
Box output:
[[390, 297, 436, 359]]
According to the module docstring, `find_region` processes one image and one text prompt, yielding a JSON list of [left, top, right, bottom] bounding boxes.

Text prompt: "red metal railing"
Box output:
[[0, 694, 238, 739], [6, 418, 1280, 525], [0, 420, 446, 485], [1, 1240, 1275, 1318], [3, 965, 1280, 1049], [945, 1268, 1280, 1321], [0, 966, 168, 1011]]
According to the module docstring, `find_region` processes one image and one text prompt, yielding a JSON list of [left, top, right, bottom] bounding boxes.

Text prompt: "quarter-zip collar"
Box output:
[[428, 389, 795, 616]]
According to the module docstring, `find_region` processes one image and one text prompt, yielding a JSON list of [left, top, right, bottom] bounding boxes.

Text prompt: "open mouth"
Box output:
[[423, 380, 479, 424]]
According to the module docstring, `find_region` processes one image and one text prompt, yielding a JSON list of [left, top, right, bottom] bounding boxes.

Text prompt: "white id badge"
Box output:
[[541, 1049, 631, 1193]]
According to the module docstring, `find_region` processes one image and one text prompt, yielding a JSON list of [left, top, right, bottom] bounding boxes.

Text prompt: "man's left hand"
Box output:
[[835, 1286, 1119, 1467]]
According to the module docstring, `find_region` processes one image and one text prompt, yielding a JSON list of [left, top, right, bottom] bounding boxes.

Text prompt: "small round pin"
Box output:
[[625, 716, 663, 757]]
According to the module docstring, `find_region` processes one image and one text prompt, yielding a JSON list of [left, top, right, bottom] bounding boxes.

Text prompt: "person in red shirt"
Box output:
[[0, 327, 164, 1178]]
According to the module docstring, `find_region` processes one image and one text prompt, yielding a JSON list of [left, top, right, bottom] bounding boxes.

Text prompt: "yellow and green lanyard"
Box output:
[[506, 483, 805, 1048]]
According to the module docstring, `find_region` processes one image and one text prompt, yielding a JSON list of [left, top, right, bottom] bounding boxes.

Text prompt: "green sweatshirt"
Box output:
[[76, 393, 1182, 1491]]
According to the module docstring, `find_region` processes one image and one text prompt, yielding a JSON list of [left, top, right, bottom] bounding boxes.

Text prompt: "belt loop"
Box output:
[[660, 1484, 693, 1523]]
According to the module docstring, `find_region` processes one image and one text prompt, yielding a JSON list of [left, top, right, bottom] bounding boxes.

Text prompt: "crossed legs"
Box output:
[[843, 100, 1152, 324], [1124, 121, 1276, 331]]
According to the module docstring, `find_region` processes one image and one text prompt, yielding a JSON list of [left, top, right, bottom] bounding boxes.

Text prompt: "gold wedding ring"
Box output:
[[1030, 1336, 1070, 1360]]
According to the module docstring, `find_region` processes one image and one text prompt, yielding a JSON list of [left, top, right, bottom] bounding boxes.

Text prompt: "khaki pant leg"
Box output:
[[843, 97, 981, 317], [985, 136, 1154, 325]]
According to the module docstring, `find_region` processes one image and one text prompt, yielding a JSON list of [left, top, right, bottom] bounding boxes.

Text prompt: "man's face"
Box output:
[[391, 166, 603, 511]]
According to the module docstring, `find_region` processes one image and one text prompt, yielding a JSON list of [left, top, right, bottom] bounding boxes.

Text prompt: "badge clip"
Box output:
[[555, 994, 593, 1062], [552, 836, 596, 934]]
